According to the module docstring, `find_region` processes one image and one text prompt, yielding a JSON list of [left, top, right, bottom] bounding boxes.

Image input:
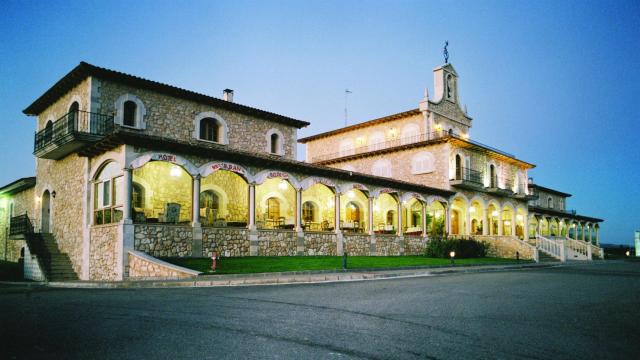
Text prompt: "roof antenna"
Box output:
[[344, 89, 352, 126]]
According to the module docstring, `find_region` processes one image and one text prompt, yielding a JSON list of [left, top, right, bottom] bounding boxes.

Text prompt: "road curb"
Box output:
[[0, 262, 570, 289]]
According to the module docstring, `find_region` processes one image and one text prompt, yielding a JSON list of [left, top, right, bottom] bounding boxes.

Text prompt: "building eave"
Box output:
[[528, 205, 603, 223], [298, 108, 422, 143], [528, 184, 572, 197], [0, 177, 36, 196], [23, 62, 310, 129]]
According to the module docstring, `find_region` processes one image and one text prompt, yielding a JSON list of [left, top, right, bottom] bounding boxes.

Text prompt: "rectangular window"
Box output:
[[102, 180, 111, 208]]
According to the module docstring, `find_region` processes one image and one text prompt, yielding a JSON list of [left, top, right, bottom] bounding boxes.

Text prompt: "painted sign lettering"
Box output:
[[210, 162, 245, 175]]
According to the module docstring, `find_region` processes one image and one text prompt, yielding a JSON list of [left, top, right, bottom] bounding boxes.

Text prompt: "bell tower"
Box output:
[[432, 63, 460, 104]]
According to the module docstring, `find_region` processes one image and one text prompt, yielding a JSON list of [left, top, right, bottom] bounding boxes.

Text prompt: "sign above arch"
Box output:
[[370, 187, 399, 198], [253, 170, 300, 188], [299, 177, 337, 191], [199, 161, 252, 181], [129, 152, 199, 176]]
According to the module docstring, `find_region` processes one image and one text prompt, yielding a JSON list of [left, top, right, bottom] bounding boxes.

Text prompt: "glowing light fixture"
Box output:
[[347, 190, 355, 198], [516, 214, 523, 221], [170, 165, 182, 177], [373, 204, 380, 212], [278, 180, 288, 190], [504, 220, 511, 226], [327, 199, 334, 208], [469, 207, 476, 214], [491, 211, 499, 217]]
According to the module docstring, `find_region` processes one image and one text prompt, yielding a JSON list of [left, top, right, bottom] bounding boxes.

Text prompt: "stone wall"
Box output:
[[202, 227, 249, 257], [404, 235, 428, 255], [34, 153, 87, 276], [304, 232, 337, 256], [0, 187, 33, 262], [475, 235, 536, 260], [134, 224, 192, 257], [376, 235, 403, 256], [325, 142, 452, 190], [37, 78, 91, 130], [343, 234, 370, 256], [94, 78, 298, 159], [23, 244, 45, 281], [257, 230, 297, 256], [89, 225, 119, 281], [128, 250, 200, 279]]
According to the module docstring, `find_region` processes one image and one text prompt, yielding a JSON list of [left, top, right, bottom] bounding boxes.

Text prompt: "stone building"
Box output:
[[0, 60, 603, 281]]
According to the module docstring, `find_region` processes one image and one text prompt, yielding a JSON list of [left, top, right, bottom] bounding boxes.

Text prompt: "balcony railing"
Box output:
[[310, 129, 516, 163], [9, 214, 34, 236], [454, 167, 484, 185], [34, 110, 114, 156]]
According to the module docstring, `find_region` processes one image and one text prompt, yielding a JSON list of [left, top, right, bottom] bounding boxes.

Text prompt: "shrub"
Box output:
[[425, 237, 488, 258]]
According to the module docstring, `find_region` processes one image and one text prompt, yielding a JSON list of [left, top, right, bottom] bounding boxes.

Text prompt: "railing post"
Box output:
[[559, 239, 566, 262]]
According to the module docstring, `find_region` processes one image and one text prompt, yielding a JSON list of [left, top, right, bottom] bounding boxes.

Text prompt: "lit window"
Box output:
[[302, 201, 316, 222], [267, 197, 280, 220], [94, 162, 123, 225]]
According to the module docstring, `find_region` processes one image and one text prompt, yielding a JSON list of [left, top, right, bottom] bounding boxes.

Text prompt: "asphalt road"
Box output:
[[1, 261, 639, 360]]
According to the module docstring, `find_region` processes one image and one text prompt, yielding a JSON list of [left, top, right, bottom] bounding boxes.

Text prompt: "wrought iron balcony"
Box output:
[[34, 110, 114, 159], [514, 184, 539, 201], [485, 175, 515, 196], [9, 214, 34, 239], [450, 167, 484, 190]]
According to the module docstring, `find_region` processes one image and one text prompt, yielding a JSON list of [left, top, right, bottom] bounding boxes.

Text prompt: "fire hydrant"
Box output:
[[211, 251, 218, 272]]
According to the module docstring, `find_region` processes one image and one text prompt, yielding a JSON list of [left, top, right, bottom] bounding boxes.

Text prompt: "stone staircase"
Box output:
[[28, 233, 78, 281], [537, 251, 560, 262]]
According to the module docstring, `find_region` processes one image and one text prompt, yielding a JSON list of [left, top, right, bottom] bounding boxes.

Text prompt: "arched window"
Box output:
[[44, 120, 53, 143], [270, 133, 279, 154], [455, 154, 462, 180], [200, 118, 220, 142], [302, 201, 316, 222], [123, 100, 137, 127], [132, 182, 145, 209], [400, 123, 420, 145], [372, 159, 392, 178], [386, 210, 395, 225], [267, 197, 280, 220], [368, 131, 385, 151], [547, 197, 554, 209], [411, 152, 435, 174], [339, 139, 355, 157], [489, 164, 497, 188], [68, 101, 79, 132], [115, 94, 146, 129], [93, 162, 123, 225], [346, 202, 360, 222], [200, 190, 220, 211]]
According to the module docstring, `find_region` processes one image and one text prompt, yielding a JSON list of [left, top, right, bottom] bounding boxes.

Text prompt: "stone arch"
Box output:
[[129, 152, 199, 176], [192, 111, 228, 145], [67, 94, 84, 112], [338, 183, 369, 195], [400, 123, 420, 144], [200, 184, 230, 218], [198, 161, 252, 182], [299, 177, 338, 192], [253, 170, 300, 189]]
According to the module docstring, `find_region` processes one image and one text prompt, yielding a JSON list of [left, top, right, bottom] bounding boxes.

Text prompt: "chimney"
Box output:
[[223, 89, 234, 102]]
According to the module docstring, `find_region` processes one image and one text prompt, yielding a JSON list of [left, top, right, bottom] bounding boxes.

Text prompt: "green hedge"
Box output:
[[425, 237, 488, 258]]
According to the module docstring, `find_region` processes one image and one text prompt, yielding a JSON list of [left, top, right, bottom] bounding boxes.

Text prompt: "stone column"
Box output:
[[595, 226, 600, 245], [368, 196, 374, 235], [123, 167, 133, 222], [510, 212, 516, 237], [191, 175, 201, 227], [588, 223, 593, 243], [335, 192, 343, 256], [397, 200, 403, 236], [497, 211, 503, 236], [581, 223, 586, 242], [523, 214, 529, 240], [421, 203, 427, 237], [536, 216, 542, 237], [482, 213, 488, 236], [295, 188, 302, 232], [191, 175, 202, 257], [248, 184, 256, 230], [445, 204, 451, 236], [465, 209, 471, 236]]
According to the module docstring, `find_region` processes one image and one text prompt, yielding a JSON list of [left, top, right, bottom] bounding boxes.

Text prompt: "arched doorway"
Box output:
[[41, 190, 51, 233]]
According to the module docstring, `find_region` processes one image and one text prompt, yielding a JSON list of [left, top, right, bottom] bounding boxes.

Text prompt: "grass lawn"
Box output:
[[162, 256, 526, 275], [0, 260, 22, 281]]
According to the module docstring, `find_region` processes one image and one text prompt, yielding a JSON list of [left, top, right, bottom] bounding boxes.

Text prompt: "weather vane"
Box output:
[[444, 41, 449, 64]]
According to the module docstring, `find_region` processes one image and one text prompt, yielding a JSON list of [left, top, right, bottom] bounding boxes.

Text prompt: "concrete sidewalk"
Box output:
[[0, 261, 581, 289]]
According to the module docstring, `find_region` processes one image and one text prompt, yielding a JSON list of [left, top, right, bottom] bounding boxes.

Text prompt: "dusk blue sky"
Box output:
[[1, 0, 638, 245]]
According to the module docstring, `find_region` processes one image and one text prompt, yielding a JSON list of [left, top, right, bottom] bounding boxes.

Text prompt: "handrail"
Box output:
[[536, 236, 563, 260], [9, 214, 34, 236], [566, 237, 589, 257], [34, 110, 114, 152], [453, 166, 484, 185]]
